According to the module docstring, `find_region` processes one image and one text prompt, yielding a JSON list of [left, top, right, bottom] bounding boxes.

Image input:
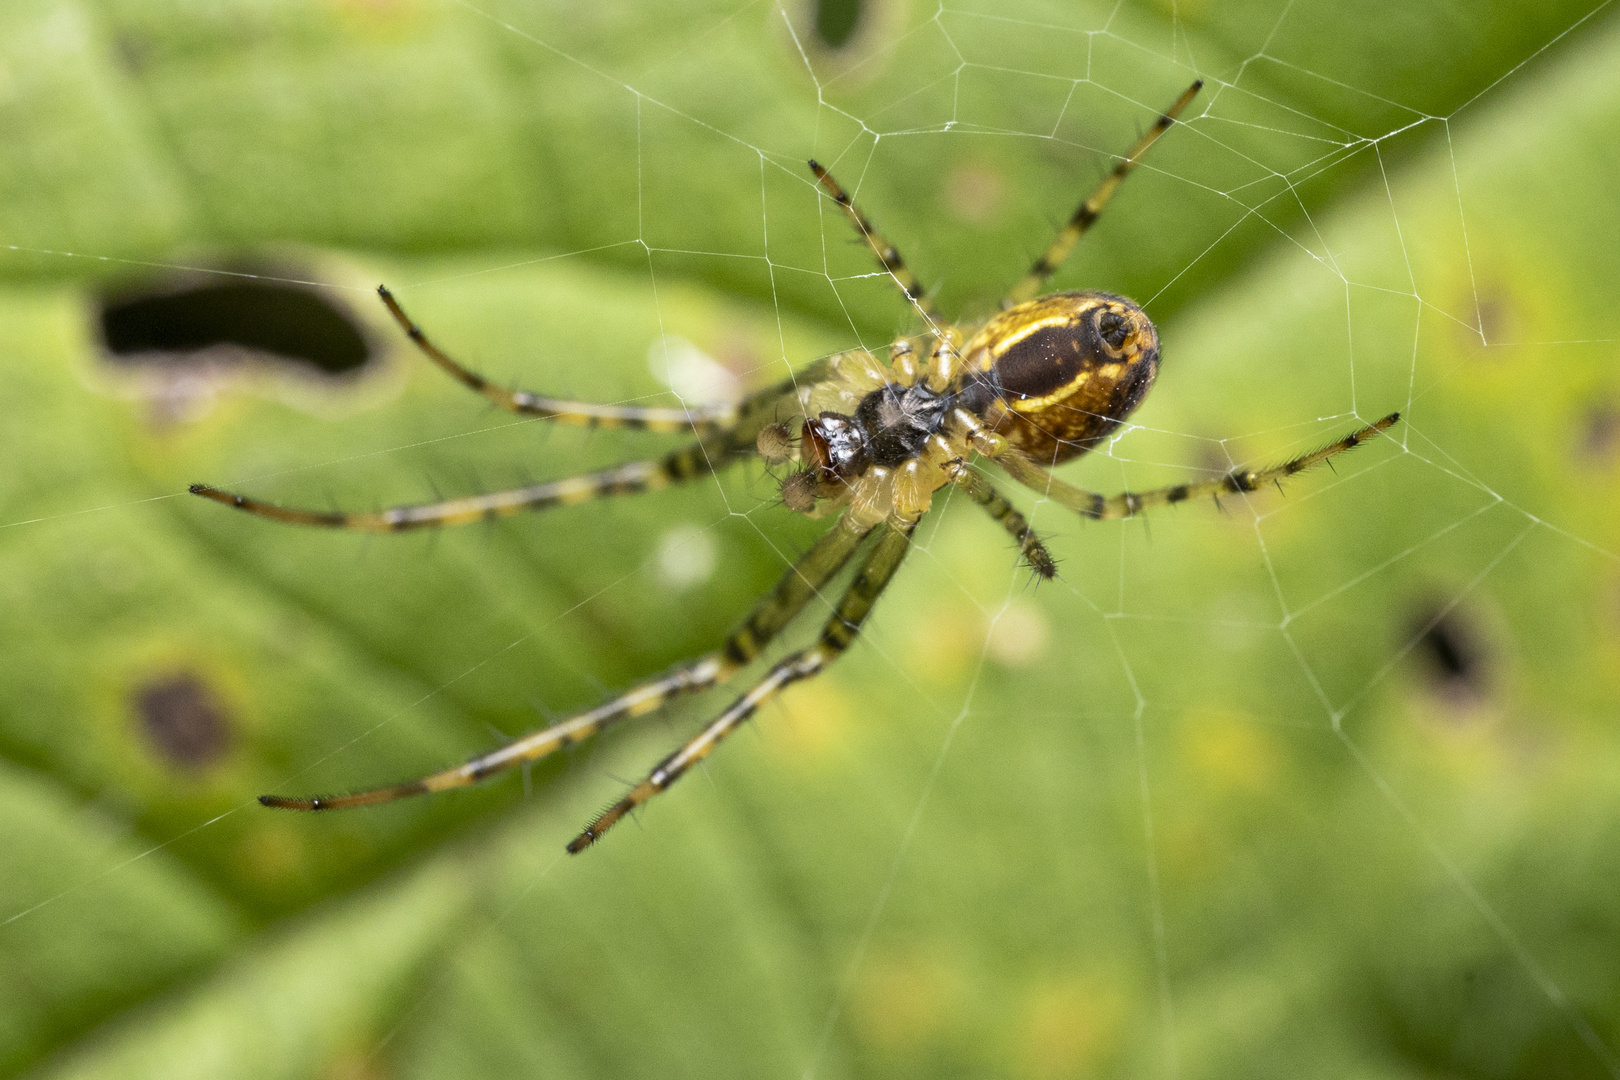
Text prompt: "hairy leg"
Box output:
[[1002, 81, 1203, 308], [568, 519, 915, 852], [997, 413, 1400, 520], [258, 516, 877, 810]]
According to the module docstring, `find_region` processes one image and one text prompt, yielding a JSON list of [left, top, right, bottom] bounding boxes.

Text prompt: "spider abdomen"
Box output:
[[967, 290, 1161, 464]]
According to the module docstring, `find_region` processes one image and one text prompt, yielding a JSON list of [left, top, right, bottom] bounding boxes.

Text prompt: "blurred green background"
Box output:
[[4, 0, 1620, 1077]]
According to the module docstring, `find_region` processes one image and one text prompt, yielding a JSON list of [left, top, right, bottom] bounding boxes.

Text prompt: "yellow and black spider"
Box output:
[[191, 80, 1397, 852]]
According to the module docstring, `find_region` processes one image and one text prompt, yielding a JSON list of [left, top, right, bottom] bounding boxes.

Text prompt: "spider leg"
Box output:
[[951, 467, 1057, 579], [258, 517, 877, 810], [996, 413, 1399, 520], [189, 362, 825, 531], [808, 161, 942, 327], [193, 440, 730, 532], [1001, 81, 1203, 309], [379, 286, 735, 434], [567, 517, 915, 852]]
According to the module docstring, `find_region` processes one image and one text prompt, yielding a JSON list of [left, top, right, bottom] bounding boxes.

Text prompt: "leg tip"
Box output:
[[260, 793, 332, 810], [565, 832, 594, 854], [189, 484, 237, 508]]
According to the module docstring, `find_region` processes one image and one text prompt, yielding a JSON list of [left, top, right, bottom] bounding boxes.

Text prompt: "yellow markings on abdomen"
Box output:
[[1004, 360, 1127, 414]]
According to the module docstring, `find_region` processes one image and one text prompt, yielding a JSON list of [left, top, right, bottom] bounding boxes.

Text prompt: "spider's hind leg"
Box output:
[[568, 516, 915, 852], [996, 413, 1401, 521]]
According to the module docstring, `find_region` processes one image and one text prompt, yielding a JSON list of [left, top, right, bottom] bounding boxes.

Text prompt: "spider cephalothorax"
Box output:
[[190, 79, 1398, 852]]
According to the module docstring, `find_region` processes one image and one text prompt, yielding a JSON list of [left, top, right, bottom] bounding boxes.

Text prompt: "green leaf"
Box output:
[[4, 1, 1620, 1077]]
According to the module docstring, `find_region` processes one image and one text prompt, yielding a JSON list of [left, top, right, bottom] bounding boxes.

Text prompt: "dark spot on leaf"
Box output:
[[1476, 297, 1509, 343], [1459, 285, 1519, 353], [98, 272, 372, 378], [1410, 603, 1488, 704], [814, 0, 863, 48], [113, 32, 151, 75], [1577, 404, 1620, 466], [134, 673, 232, 769]]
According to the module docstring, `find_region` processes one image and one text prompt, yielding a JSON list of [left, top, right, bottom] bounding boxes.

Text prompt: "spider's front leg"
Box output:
[[191, 282, 833, 531], [808, 161, 942, 328], [258, 515, 876, 811], [190, 357, 827, 532], [378, 286, 737, 434], [191, 442, 731, 532], [567, 516, 915, 853], [1002, 80, 1203, 308]]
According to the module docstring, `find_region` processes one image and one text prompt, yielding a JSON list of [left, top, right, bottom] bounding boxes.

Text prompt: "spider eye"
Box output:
[[1097, 309, 1130, 350]]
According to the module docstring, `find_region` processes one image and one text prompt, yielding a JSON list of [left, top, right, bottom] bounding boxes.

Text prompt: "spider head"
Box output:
[[774, 411, 866, 516], [968, 291, 1161, 465]]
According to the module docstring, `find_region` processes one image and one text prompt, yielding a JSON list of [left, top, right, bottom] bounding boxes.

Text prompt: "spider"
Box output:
[[191, 80, 1397, 853]]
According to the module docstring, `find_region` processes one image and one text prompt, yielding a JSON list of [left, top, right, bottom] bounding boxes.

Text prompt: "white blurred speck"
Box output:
[[985, 600, 1051, 668], [648, 335, 741, 407], [656, 524, 718, 591]]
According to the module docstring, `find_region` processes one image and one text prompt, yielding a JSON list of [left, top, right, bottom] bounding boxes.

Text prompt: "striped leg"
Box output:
[[808, 161, 942, 326], [258, 517, 876, 811], [952, 468, 1056, 579], [379, 286, 735, 434], [192, 439, 730, 532], [1002, 81, 1203, 308], [996, 413, 1400, 520], [568, 518, 915, 852], [189, 362, 820, 531]]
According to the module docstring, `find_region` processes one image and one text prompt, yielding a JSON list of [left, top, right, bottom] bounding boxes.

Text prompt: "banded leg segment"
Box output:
[[952, 468, 1056, 579], [568, 519, 915, 853], [259, 517, 876, 811], [379, 286, 735, 434], [1002, 81, 1203, 308], [192, 440, 727, 532], [191, 356, 820, 532], [809, 161, 941, 326], [997, 413, 1400, 520]]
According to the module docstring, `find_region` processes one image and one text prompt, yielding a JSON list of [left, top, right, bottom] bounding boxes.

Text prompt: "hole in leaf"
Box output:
[[814, 0, 863, 49], [134, 673, 232, 769], [99, 275, 372, 378]]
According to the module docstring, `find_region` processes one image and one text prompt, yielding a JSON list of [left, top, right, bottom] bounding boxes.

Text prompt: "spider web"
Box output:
[[3, 0, 1620, 1077]]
